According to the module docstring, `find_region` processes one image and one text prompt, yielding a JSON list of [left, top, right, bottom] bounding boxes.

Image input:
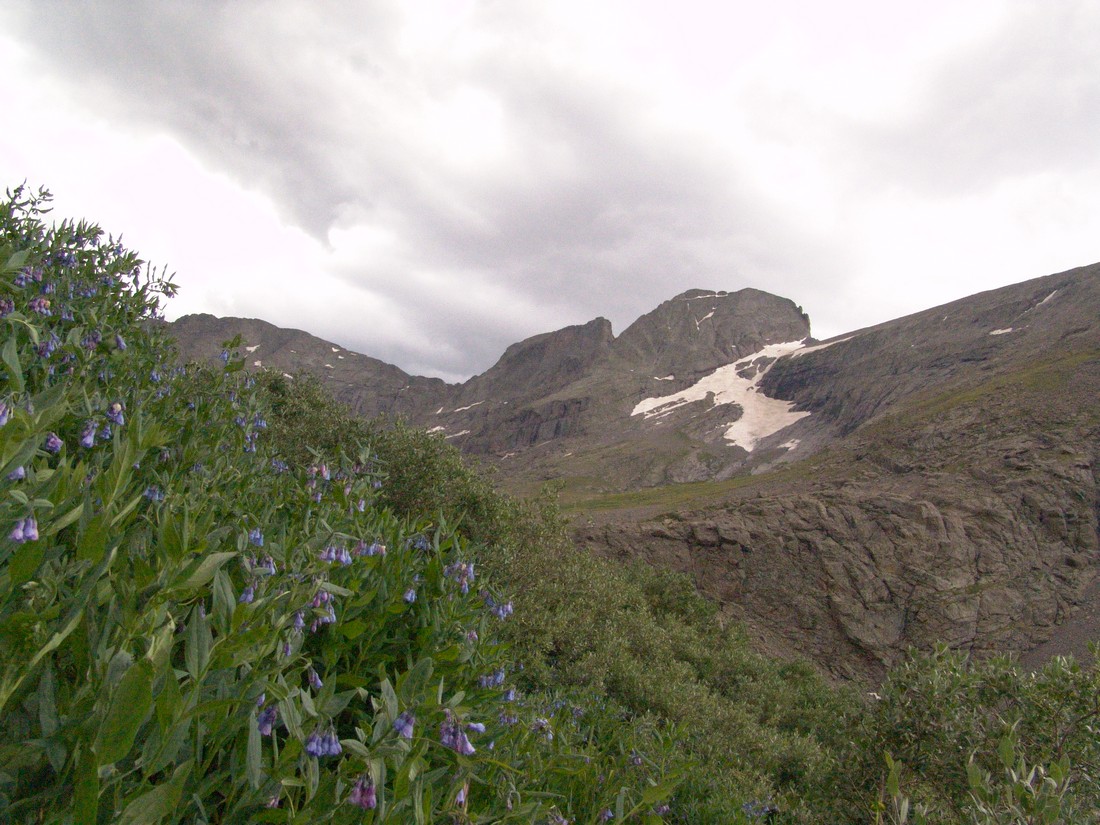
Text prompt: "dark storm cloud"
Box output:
[[4, 0, 849, 377], [846, 1, 1100, 195]]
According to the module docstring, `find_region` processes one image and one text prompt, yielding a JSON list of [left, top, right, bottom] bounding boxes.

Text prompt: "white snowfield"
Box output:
[[631, 340, 811, 451], [989, 328, 1014, 336]]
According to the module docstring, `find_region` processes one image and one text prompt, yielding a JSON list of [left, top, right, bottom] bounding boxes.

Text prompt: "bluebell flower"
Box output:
[[293, 610, 305, 631], [307, 667, 323, 690], [220, 349, 229, 364], [0, 298, 13, 317], [271, 458, 289, 473], [80, 422, 96, 447], [599, 809, 613, 821], [106, 402, 124, 426], [143, 486, 164, 502], [248, 528, 263, 547], [403, 588, 417, 604], [239, 584, 255, 604], [466, 722, 486, 734], [393, 711, 416, 739], [258, 704, 278, 736], [28, 296, 51, 315], [348, 775, 377, 809], [0, 402, 8, 426], [114, 334, 126, 351], [7, 466, 25, 481], [455, 785, 467, 806], [9, 516, 37, 543], [439, 712, 476, 755]]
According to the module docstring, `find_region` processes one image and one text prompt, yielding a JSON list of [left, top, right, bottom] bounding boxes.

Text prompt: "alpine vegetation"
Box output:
[[0, 186, 676, 823]]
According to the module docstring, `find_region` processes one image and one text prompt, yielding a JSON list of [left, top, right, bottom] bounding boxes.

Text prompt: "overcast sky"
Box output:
[[2, 1, 1098, 382]]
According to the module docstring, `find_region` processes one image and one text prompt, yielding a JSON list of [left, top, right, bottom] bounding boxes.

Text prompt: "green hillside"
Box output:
[[1, 185, 1096, 823]]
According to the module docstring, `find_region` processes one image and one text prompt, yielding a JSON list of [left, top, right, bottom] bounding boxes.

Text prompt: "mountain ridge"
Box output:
[[167, 263, 1100, 680]]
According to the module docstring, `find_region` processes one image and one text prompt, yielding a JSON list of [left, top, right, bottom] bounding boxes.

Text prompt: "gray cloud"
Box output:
[[845, 1, 1100, 195]]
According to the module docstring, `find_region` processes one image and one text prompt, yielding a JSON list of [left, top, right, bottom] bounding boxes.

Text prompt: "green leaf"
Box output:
[[117, 759, 193, 825], [185, 604, 211, 680], [73, 742, 99, 824], [168, 551, 237, 595], [94, 658, 154, 765], [2, 335, 24, 394], [381, 678, 398, 720], [247, 712, 263, 789], [9, 538, 45, 585]]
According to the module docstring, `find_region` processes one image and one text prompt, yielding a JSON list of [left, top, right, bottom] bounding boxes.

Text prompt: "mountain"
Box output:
[[166, 264, 1100, 680]]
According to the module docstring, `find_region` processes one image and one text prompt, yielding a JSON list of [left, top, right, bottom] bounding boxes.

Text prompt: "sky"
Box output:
[[2, 1, 1098, 383]]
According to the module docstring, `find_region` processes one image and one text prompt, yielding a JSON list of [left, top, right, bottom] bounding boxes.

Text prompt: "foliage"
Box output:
[[0, 186, 676, 823]]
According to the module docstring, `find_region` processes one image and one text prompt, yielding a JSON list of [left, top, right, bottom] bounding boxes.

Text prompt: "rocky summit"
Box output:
[[167, 263, 1100, 681]]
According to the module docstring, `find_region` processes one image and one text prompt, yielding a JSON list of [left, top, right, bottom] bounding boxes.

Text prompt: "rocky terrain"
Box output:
[[167, 263, 1100, 681]]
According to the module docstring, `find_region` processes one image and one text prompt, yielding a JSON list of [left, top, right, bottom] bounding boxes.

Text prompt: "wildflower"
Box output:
[[106, 402, 124, 426], [7, 466, 25, 481], [305, 727, 342, 758], [9, 516, 37, 543], [28, 296, 51, 315], [258, 704, 278, 736], [143, 486, 164, 502], [81, 331, 101, 350], [394, 711, 416, 739], [599, 809, 613, 821], [114, 334, 126, 351], [348, 775, 377, 809], [307, 667, 323, 690], [403, 588, 417, 604], [0, 298, 13, 317], [445, 561, 475, 594], [0, 402, 8, 426], [248, 528, 263, 547], [271, 458, 288, 473], [239, 584, 255, 604], [80, 422, 96, 447], [293, 611, 305, 631], [440, 712, 476, 755], [478, 669, 505, 689], [455, 785, 467, 806], [630, 751, 643, 767], [220, 349, 229, 364], [531, 718, 553, 741], [466, 722, 486, 734]]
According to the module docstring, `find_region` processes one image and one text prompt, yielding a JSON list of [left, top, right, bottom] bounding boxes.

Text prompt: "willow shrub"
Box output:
[[0, 186, 677, 824]]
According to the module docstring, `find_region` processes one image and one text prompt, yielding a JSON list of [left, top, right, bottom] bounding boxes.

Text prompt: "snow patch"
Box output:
[[426, 426, 445, 433], [444, 430, 470, 439], [631, 340, 810, 451], [989, 328, 1014, 336], [791, 336, 853, 357], [1038, 289, 1058, 306], [245, 345, 260, 353], [253, 360, 262, 367], [694, 310, 715, 329], [654, 375, 675, 381], [779, 439, 801, 450], [435, 407, 444, 415], [452, 400, 484, 413], [282, 373, 293, 379], [331, 347, 340, 353], [324, 363, 334, 369], [338, 355, 344, 359]]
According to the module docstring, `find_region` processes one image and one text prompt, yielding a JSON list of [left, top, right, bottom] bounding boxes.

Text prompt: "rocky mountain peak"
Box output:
[[458, 316, 614, 403], [610, 287, 811, 378]]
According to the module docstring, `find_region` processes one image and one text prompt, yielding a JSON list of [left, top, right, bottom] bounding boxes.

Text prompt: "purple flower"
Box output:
[[9, 516, 37, 543], [348, 775, 377, 810], [466, 722, 486, 734], [248, 528, 263, 547], [114, 334, 126, 351], [293, 611, 305, 631], [305, 727, 342, 758], [307, 667, 323, 690], [239, 584, 255, 604], [393, 711, 416, 739], [455, 785, 467, 806], [478, 669, 505, 689], [7, 466, 25, 481], [106, 402, 124, 427], [143, 486, 164, 502], [403, 588, 417, 604], [44, 433, 63, 454], [440, 712, 476, 756], [0, 402, 8, 426], [258, 704, 278, 736], [80, 422, 97, 448], [0, 298, 13, 317], [28, 296, 51, 316], [599, 809, 613, 821]]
